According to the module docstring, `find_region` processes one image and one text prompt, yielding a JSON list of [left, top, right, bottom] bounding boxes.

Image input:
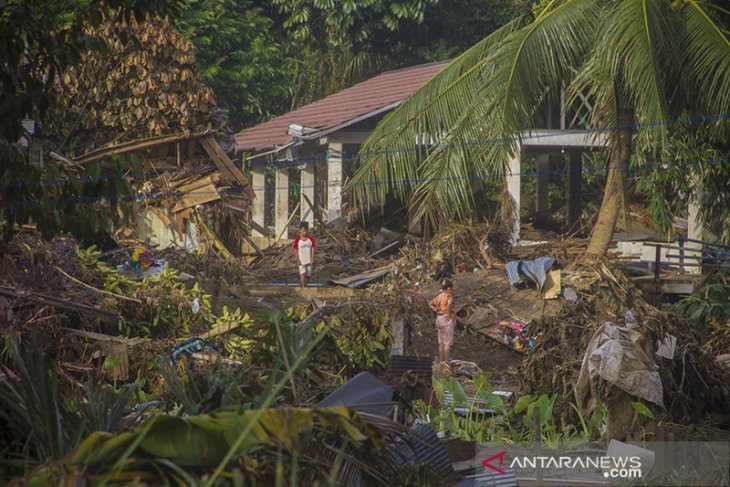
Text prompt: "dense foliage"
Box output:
[[0, 0, 186, 242], [176, 0, 297, 129]]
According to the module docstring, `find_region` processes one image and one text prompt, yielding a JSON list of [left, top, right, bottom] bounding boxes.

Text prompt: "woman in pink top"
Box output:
[[293, 221, 315, 287]]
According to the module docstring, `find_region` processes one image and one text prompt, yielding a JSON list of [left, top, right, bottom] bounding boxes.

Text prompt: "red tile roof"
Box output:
[[234, 61, 449, 153]]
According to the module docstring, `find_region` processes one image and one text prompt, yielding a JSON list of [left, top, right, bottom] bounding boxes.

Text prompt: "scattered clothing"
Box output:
[[495, 320, 538, 353], [505, 256, 556, 290], [119, 246, 164, 279], [448, 359, 480, 378]]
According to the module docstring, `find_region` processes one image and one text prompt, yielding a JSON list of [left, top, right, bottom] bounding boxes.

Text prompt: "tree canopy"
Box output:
[[175, 0, 297, 129]]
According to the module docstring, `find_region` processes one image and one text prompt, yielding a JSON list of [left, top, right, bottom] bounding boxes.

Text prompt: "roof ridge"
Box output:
[[235, 60, 450, 153]]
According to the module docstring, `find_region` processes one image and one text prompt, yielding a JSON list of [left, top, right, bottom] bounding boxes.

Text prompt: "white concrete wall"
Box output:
[[135, 208, 197, 250]]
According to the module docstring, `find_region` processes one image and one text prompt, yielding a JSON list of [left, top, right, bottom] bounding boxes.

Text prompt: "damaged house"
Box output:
[[73, 131, 255, 256]]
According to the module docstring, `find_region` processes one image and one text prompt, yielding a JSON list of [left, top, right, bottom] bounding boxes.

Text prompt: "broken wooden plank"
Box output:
[[171, 182, 220, 212], [243, 232, 267, 259], [76, 131, 213, 165], [0, 286, 118, 320], [198, 321, 242, 340], [199, 136, 253, 195], [174, 173, 221, 193], [194, 212, 234, 259], [61, 328, 142, 346]]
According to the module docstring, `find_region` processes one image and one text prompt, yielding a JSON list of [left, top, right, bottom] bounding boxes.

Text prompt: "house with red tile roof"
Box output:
[[235, 60, 609, 243], [234, 61, 449, 238]]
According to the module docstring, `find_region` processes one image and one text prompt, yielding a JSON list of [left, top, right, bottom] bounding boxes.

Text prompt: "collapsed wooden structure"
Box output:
[[76, 131, 256, 256]]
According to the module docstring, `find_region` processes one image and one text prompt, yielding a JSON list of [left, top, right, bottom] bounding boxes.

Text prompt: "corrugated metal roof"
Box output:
[[234, 61, 449, 153]]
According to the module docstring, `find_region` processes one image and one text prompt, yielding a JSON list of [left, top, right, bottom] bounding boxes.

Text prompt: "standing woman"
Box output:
[[429, 279, 455, 363]]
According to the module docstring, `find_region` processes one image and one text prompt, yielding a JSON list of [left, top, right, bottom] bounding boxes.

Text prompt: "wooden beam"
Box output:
[[76, 131, 212, 165], [62, 328, 141, 346], [0, 286, 118, 320], [55, 266, 142, 304], [200, 136, 253, 196], [198, 321, 242, 340]]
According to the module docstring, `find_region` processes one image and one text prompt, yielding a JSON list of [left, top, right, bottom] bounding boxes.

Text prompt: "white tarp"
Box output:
[[576, 312, 664, 416]]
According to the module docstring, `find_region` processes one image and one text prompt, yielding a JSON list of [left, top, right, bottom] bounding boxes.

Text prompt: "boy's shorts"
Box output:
[[298, 264, 312, 277]]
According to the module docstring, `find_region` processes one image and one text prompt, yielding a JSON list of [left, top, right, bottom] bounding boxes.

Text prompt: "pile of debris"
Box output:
[[519, 263, 730, 435], [245, 224, 388, 282]]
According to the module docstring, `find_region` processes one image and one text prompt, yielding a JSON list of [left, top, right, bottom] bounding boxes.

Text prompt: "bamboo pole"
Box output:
[[274, 200, 302, 245]]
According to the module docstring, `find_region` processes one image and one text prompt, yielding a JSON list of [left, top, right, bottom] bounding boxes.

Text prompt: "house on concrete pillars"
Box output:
[[234, 61, 449, 239], [235, 61, 703, 263]]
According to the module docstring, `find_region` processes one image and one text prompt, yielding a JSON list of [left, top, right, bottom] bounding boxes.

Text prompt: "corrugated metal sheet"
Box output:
[[329, 264, 393, 288], [389, 424, 454, 481], [385, 355, 433, 376], [235, 61, 449, 152]]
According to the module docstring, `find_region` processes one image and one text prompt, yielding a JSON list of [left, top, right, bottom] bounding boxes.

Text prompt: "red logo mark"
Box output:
[[482, 451, 507, 474]]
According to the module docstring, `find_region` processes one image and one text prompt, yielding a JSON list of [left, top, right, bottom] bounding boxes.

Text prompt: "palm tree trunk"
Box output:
[[585, 97, 634, 258]]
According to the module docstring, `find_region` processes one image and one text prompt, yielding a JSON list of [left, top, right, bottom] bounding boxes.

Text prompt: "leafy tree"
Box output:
[[0, 0, 185, 242], [637, 124, 730, 242], [175, 0, 298, 129], [273, 0, 440, 106], [273, 0, 438, 46], [350, 0, 730, 257], [47, 15, 217, 155]]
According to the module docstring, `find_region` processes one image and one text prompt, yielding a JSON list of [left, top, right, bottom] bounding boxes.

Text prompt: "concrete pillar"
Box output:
[[327, 142, 343, 222], [506, 147, 521, 244], [251, 161, 266, 237], [536, 154, 549, 213], [567, 150, 583, 232], [686, 194, 703, 274], [274, 166, 289, 239], [300, 160, 315, 225]]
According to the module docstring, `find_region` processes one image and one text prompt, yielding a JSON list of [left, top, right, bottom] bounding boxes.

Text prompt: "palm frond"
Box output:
[[601, 0, 677, 147], [678, 1, 730, 121], [349, 16, 528, 214], [351, 0, 604, 224]]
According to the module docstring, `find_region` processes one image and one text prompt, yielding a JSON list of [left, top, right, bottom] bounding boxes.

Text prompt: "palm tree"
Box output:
[[349, 0, 730, 257]]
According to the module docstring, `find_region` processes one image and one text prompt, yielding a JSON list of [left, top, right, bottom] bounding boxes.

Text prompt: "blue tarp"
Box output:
[[505, 257, 556, 290]]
